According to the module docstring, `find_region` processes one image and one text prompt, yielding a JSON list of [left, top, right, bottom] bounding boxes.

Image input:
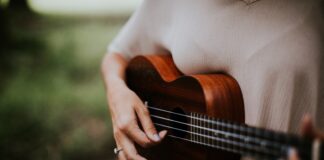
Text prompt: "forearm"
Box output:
[[101, 52, 129, 95], [101, 52, 166, 160]]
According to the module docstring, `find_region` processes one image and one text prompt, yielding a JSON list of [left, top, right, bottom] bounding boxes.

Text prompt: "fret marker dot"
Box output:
[[261, 141, 267, 147]]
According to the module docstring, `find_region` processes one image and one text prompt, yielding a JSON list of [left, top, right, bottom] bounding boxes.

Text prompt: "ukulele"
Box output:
[[125, 55, 323, 160]]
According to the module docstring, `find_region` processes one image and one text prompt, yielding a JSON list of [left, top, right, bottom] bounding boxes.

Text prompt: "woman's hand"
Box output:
[[102, 53, 167, 160], [109, 84, 167, 160], [288, 115, 324, 160]]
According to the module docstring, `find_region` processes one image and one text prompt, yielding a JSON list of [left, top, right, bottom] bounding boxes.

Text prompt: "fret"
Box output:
[[195, 113, 197, 142], [149, 106, 315, 159], [202, 115, 205, 144], [195, 113, 199, 142], [224, 119, 228, 150], [202, 114, 204, 144], [208, 116, 211, 146], [212, 117, 215, 147], [194, 112, 196, 143], [228, 121, 234, 152], [193, 112, 195, 142], [210, 115, 302, 157], [219, 119, 224, 149], [189, 112, 192, 141], [212, 119, 277, 158], [205, 116, 207, 145], [205, 115, 209, 145], [199, 114, 202, 144], [201, 114, 204, 144], [197, 114, 202, 143], [215, 118, 219, 148], [194, 113, 197, 143], [201, 115, 204, 144], [206, 116, 209, 145], [192, 113, 194, 142]]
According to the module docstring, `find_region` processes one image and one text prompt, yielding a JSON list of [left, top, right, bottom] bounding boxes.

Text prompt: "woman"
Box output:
[[101, 0, 324, 159]]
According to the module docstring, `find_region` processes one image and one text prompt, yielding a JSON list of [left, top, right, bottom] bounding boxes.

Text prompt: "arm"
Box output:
[[101, 52, 167, 160]]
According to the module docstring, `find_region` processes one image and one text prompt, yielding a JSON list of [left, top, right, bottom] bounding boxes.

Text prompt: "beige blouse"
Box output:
[[108, 0, 324, 133]]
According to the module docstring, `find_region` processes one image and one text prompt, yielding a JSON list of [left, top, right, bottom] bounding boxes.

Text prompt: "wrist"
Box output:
[[106, 76, 128, 94]]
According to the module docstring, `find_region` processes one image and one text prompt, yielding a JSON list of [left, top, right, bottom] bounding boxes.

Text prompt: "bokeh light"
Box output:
[[30, 0, 142, 15], [0, 0, 141, 159]]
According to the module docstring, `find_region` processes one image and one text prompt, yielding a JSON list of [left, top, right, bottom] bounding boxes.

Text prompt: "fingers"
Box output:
[[114, 142, 126, 160], [113, 117, 166, 160], [300, 114, 315, 138], [135, 102, 163, 142], [288, 148, 300, 160], [159, 130, 168, 139], [300, 114, 324, 140], [115, 130, 147, 160], [115, 113, 154, 148], [125, 121, 154, 148]]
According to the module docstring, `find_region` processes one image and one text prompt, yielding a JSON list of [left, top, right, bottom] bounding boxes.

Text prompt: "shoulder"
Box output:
[[108, 0, 172, 60]]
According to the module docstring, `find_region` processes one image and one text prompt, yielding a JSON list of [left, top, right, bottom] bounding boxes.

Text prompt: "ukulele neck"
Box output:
[[148, 105, 323, 160]]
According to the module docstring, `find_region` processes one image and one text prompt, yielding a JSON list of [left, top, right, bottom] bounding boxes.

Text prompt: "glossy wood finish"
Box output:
[[126, 55, 245, 160]]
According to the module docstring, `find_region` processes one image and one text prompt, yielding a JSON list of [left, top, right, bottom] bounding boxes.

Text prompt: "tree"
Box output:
[[8, 0, 31, 11]]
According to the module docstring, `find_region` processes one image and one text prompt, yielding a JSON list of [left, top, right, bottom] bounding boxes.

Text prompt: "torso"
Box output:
[[109, 0, 324, 132], [156, 0, 318, 74]]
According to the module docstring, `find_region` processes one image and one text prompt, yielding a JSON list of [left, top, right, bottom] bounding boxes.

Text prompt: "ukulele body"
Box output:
[[126, 55, 245, 160]]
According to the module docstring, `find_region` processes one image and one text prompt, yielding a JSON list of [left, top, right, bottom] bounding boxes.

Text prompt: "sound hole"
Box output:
[[170, 108, 188, 138]]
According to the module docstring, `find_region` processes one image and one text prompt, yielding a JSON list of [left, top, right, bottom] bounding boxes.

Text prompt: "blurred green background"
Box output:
[[0, 0, 141, 159]]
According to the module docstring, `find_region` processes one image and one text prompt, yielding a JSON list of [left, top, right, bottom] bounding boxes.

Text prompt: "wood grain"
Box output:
[[126, 54, 245, 160]]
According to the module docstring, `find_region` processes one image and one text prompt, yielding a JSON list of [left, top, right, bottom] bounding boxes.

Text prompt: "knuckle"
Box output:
[[125, 153, 137, 160], [136, 103, 148, 111], [141, 108, 150, 116], [140, 141, 151, 148], [116, 118, 132, 131], [146, 125, 156, 133]]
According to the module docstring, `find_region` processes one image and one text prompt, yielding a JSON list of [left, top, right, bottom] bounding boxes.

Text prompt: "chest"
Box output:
[[160, 0, 304, 74]]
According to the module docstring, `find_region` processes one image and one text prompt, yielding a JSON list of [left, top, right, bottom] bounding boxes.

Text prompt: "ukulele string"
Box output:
[[148, 105, 247, 128], [150, 113, 286, 152], [148, 105, 269, 136], [166, 134, 250, 156], [146, 105, 309, 157], [150, 114, 283, 148], [152, 121, 284, 157]]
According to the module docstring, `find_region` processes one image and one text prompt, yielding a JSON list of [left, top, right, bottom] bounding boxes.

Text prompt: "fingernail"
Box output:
[[153, 134, 161, 141], [288, 148, 297, 157], [159, 130, 168, 139]]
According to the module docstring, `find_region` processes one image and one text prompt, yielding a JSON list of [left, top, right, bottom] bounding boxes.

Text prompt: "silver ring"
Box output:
[[114, 148, 123, 155]]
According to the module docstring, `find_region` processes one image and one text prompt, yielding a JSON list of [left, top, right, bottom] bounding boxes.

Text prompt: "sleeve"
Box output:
[[107, 0, 163, 60]]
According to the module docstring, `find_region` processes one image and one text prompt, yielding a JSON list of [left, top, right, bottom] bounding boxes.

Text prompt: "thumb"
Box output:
[[300, 114, 324, 140], [288, 148, 299, 160], [300, 114, 315, 138]]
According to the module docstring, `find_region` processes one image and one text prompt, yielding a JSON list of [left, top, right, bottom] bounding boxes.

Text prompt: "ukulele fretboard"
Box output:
[[148, 105, 323, 160]]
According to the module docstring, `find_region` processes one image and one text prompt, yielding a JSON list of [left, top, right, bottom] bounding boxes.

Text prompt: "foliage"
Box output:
[[0, 10, 126, 160]]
